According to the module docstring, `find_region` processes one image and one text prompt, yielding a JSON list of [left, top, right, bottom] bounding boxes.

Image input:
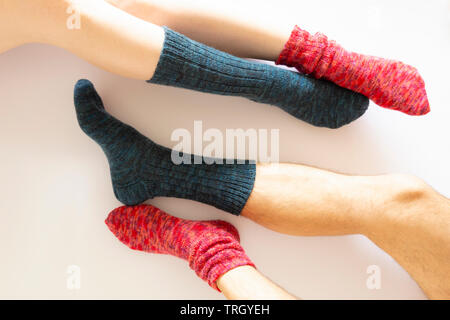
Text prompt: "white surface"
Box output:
[[0, 0, 449, 299]]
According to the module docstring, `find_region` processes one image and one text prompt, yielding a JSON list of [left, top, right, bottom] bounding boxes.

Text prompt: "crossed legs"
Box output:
[[2, 0, 447, 299], [104, 162, 450, 299], [74, 80, 450, 299]]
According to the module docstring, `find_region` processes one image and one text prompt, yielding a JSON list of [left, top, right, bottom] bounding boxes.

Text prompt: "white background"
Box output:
[[0, 0, 449, 299]]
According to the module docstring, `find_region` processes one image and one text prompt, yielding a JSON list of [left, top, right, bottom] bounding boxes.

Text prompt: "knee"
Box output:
[[388, 173, 433, 204]]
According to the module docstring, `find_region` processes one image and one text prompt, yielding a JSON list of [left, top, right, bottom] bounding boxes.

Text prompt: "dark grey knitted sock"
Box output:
[[148, 27, 369, 129], [74, 79, 255, 215]]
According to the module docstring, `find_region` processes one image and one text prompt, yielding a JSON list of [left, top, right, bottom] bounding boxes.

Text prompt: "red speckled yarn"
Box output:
[[277, 25, 430, 116], [105, 205, 255, 291]]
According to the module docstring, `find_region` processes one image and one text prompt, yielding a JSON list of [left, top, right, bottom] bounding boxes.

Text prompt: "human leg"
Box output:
[[241, 163, 450, 299], [217, 265, 298, 300], [108, 0, 429, 115], [74, 80, 448, 298]]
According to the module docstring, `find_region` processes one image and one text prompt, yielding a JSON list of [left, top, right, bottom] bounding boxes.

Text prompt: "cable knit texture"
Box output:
[[277, 25, 430, 115], [74, 79, 255, 215], [106, 205, 255, 290], [148, 27, 369, 129]]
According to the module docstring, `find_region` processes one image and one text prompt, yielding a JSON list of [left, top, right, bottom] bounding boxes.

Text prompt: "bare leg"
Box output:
[[1, 0, 289, 78], [243, 163, 387, 236], [216, 266, 298, 300], [1, 0, 285, 78], [106, 0, 290, 60], [242, 163, 450, 299], [1, 0, 164, 80]]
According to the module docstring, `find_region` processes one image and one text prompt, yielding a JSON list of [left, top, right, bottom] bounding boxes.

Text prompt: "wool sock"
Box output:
[[106, 204, 255, 290], [276, 26, 430, 116], [74, 79, 255, 215], [148, 27, 369, 129]]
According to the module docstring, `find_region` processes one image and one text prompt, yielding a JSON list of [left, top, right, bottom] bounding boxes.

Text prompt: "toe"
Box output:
[[74, 79, 105, 113]]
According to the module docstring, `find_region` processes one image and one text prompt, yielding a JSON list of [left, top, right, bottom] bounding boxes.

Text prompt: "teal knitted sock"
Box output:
[[148, 27, 369, 129], [74, 79, 255, 215]]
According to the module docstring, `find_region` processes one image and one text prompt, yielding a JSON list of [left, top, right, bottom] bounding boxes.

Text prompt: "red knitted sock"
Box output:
[[276, 26, 430, 115], [105, 204, 255, 291]]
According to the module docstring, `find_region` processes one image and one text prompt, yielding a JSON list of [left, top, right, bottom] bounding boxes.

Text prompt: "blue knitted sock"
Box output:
[[74, 79, 255, 215], [148, 27, 369, 129]]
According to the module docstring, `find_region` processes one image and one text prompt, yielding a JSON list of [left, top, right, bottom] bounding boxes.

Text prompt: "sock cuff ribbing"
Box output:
[[147, 27, 370, 129], [276, 25, 335, 79], [186, 160, 256, 215], [157, 155, 256, 216], [147, 26, 186, 85], [106, 205, 256, 291], [147, 26, 269, 91]]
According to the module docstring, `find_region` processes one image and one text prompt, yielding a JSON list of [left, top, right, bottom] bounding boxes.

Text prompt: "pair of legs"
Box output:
[[1, 0, 428, 116], [105, 165, 450, 300], [2, 0, 444, 298], [75, 80, 450, 299]]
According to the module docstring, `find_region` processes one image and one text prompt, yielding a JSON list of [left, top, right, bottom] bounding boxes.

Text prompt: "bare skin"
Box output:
[[216, 164, 450, 299], [0, 0, 449, 299], [216, 266, 298, 300], [242, 163, 450, 299], [0, 0, 164, 79], [106, 0, 290, 60]]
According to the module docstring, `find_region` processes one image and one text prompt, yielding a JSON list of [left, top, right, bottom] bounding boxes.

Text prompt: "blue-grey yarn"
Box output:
[[74, 79, 255, 215], [148, 27, 369, 129]]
